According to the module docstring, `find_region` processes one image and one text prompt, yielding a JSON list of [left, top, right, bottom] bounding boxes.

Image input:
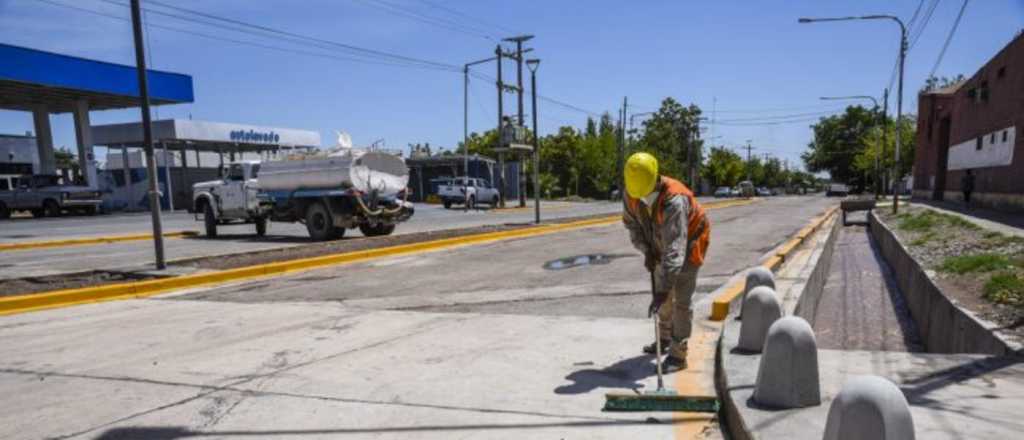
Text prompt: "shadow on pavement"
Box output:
[[94, 418, 682, 439], [553, 354, 656, 395], [915, 199, 1024, 231]]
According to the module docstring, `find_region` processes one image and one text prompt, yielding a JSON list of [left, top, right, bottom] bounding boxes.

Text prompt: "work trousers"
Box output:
[[655, 264, 700, 359]]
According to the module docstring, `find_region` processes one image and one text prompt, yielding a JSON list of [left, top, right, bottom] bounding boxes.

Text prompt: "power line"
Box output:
[[469, 71, 604, 117], [909, 0, 940, 49], [36, 0, 449, 70], [929, 0, 970, 79], [354, 0, 497, 41], [99, 0, 460, 71], [417, 0, 520, 35]]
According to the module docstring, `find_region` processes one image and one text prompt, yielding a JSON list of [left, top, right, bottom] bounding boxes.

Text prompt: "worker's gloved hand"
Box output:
[[648, 291, 669, 318], [644, 252, 659, 273]]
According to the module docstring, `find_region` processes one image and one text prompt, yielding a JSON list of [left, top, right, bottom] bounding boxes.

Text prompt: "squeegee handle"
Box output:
[[652, 270, 664, 390]]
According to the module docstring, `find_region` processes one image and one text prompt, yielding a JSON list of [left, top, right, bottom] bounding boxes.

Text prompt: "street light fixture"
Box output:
[[820, 95, 884, 199], [800, 14, 906, 213], [526, 58, 541, 224]]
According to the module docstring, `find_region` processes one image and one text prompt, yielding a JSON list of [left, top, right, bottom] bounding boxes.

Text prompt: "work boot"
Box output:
[[658, 356, 687, 373], [642, 340, 672, 355]]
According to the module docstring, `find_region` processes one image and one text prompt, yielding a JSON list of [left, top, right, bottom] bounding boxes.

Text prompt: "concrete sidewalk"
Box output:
[[0, 299, 696, 440], [913, 199, 1024, 238]]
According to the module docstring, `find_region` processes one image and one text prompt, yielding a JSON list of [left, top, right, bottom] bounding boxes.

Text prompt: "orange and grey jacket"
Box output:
[[623, 176, 711, 291]]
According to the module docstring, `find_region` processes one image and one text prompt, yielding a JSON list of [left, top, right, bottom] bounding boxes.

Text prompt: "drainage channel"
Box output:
[[811, 222, 924, 352]]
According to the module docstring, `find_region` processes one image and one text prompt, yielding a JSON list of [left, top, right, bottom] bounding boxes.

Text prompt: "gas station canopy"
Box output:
[[0, 43, 194, 112]]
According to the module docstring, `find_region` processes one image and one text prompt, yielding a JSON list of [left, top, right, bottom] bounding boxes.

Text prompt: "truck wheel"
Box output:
[[43, 199, 61, 217], [204, 205, 218, 238], [255, 217, 268, 237], [443, 200, 451, 209], [305, 202, 334, 241], [332, 227, 347, 239], [492, 195, 499, 206], [0, 202, 9, 219]]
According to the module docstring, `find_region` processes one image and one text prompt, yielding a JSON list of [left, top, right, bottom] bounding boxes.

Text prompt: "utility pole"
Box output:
[[879, 88, 889, 200], [495, 45, 505, 208], [503, 35, 533, 208], [744, 140, 755, 182], [463, 56, 497, 212], [130, 0, 165, 270], [614, 97, 622, 193]]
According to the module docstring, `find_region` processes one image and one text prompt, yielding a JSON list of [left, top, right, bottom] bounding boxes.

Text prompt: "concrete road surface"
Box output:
[[0, 201, 620, 280], [0, 195, 834, 439]]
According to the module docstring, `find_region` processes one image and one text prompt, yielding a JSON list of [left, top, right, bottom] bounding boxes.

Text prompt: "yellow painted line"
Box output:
[[0, 197, 759, 317], [0, 230, 198, 252], [709, 205, 839, 321]]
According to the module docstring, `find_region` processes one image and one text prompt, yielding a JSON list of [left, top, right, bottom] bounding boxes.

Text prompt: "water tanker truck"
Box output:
[[192, 150, 414, 240]]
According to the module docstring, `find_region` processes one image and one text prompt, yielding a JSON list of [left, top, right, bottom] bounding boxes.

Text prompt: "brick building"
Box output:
[[913, 32, 1024, 211]]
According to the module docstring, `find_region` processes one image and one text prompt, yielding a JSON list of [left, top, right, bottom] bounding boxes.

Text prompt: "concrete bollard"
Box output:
[[753, 316, 820, 408], [823, 375, 915, 440], [738, 286, 783, 352], [740, 267, 775, 320]]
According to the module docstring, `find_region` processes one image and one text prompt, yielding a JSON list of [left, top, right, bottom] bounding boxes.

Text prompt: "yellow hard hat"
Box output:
[[624, 152, 658, 199]]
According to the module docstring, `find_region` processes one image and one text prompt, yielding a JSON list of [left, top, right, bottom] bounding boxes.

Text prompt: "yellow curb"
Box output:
[[0, 231, 198, 252], [709, 205, 839, 321], [0, 197, 759, 317]]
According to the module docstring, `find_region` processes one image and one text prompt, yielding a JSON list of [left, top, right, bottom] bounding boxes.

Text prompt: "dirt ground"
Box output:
[[877, 207, 1024, 343], [0, 213, 616, 297]]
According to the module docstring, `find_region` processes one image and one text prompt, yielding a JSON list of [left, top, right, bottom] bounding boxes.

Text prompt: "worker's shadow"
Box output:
[[554, 354, 656, 395]]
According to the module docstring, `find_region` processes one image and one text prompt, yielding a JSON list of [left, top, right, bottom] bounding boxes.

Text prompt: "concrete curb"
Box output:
[[0, 230, 198, 252], [710, 206, 839, 320], [0, 216, 621, 316], [868, 211, 1022, 355]]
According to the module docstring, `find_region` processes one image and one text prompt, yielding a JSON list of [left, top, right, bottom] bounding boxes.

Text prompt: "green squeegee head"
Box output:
[[603, 391, 720, 412]]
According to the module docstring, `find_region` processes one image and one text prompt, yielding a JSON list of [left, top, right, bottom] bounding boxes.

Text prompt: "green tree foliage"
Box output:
[[637, 98, 703, 183], [702, 147, 744, 188], [922, 74, 966, 93], [855, 115, 916, 182], [802, 105, 879, 189]]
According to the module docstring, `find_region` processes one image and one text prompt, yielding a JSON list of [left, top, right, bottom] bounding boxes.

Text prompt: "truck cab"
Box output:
[[192, 161, 267, 237]]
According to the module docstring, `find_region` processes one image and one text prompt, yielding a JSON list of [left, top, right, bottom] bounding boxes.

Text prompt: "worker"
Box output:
[[622, 152, 710, 372]]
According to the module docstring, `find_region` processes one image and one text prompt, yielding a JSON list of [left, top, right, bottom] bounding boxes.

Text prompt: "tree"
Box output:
[[702, 146, 744, 188], [762, 157, 786, 188], [854, 115, 916, 188], [921, 74, 965, 93], [637, 97, 703, 183], [802, 105, 879, 189]]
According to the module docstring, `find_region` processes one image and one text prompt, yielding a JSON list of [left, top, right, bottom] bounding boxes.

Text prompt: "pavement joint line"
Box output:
[[0, 230, 198, 252], [0, 198, 756, 317], [709, 205, 839, 321]]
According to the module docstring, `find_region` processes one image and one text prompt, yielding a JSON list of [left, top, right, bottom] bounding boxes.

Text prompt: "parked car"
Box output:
[[714, 186, 733, 198], [756, 187, 772, 197], [0, 174, 102, 219], [437, 177, 500, 209], [826, 183, 850, 197]]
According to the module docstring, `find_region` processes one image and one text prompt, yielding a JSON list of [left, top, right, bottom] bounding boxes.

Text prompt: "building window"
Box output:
[[967, 88, 977, 99], [976, 137, 983, 150], [980, 81, 990, 102], [991, 133, 997, 144], [998, 66, 1006, 78], [1003, 130, 1008, 142]]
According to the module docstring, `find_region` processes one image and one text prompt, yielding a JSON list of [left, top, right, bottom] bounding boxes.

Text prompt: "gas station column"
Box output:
[[73, 100, 96, 187], [32, 104, 56, 175]]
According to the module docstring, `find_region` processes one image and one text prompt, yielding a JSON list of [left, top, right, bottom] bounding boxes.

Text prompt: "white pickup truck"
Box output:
[[437, 177, 500, 209]]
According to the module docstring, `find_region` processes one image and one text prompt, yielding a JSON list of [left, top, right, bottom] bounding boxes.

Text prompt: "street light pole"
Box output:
[[129, 0, 165, 270], [463, 56, 497, 213], [799, 14, 907, 213], [527, 59, 541, 224]]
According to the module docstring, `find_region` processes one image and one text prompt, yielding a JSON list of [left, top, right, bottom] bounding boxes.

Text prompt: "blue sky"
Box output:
[[1, 0, 1022, 169]]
